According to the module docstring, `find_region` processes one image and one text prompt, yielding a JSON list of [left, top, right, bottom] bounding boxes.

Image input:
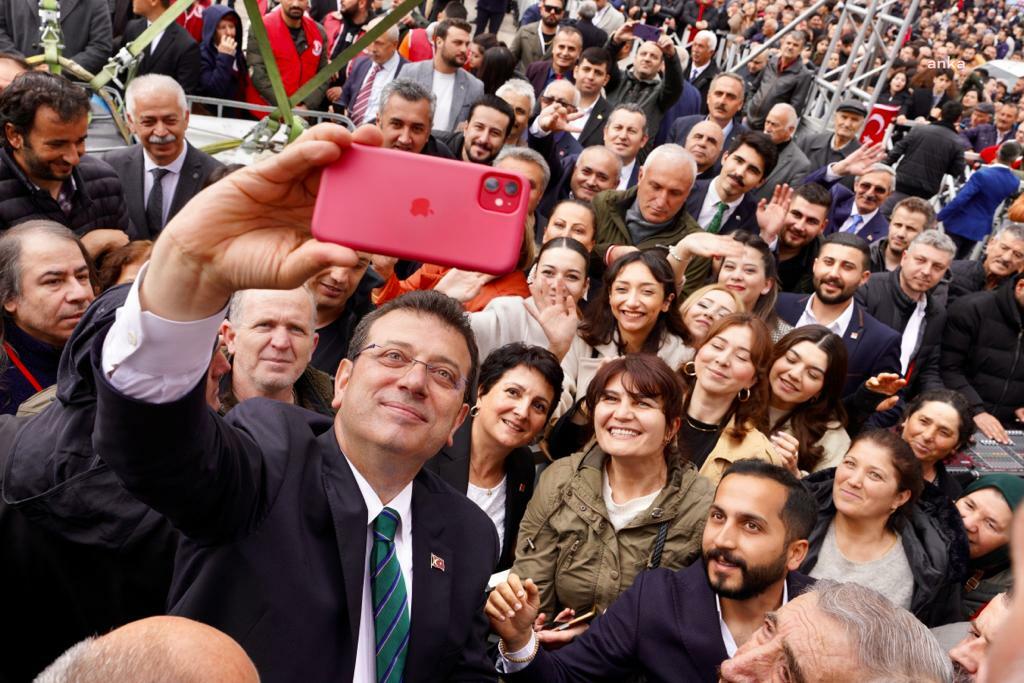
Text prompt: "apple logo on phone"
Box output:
[[410, 197, 434, 217]]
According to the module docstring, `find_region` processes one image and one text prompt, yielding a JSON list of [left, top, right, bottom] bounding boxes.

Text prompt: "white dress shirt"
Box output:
[[715, 581, 789, 656], [696, 178, 744, 229], [900, 297, 928, 375], [690, 61, 711, 82], [143, 145, 188, 228], [102, 266, 415, 683], [360, 51, 402, 124], [796, 296, 855, 338], [618, 158, 637, 190], [569, 100, 597, 139]]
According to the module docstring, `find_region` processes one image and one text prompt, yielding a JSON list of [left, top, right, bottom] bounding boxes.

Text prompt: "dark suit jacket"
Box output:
[[93, 358, 499, 682], [335, 54, 407, 113], [904, 87, 951, 122], [508, 562, 814, 683], [667, 114, 748, 150], [424, 418, 534, 571], [577, 96, 612, 149], [684, 178, 759, 234], [123, 18, 201, 93], [525, 60, 575, 98], [101, 143, 223, 239], [776, 293, 902, 397], [803, 165, 889, 243], [687, 61, 719, 113]]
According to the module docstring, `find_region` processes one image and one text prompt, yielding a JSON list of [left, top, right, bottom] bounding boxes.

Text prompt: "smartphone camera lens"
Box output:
[[484, 177, 500, 192], [504, 180, 519, 195]]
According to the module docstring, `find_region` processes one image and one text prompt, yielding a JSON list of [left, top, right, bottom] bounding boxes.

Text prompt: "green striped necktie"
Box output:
[[372, 507, 410, 683]]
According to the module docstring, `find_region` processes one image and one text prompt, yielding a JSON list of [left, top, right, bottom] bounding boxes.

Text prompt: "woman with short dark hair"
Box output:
[[425, 343, 563, 570]]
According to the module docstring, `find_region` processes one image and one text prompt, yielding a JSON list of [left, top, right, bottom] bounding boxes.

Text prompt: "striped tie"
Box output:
[[372, 507, 410, 683], [350, 63, 382, 126]]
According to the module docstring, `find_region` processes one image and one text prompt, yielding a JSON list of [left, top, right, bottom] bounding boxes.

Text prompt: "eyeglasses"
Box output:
[[539, 95, 578, 113], [542, 4, 564, 12], [856, 181, 889, 195], [354, 343, 467, 392]]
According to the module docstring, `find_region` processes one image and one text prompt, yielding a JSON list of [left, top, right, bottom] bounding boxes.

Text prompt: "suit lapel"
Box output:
[[450, 72, 467, 128], [148, 23, 175, 64], [60, 0, 80, 19], [580, 97, 608, 145], [677, 564, 729, 674], [321, 433, 369, 678], [168, 145, 202, 220], [406, 478, 452, 682], [128, 148, 149, 236]]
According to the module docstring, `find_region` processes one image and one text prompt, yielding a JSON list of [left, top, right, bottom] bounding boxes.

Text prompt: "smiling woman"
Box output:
[[511, 354, 713, 632]]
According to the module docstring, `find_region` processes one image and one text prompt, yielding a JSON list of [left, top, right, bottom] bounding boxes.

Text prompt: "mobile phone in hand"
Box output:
[[633, 23, 661, 42], [312, 144, 530, 275]]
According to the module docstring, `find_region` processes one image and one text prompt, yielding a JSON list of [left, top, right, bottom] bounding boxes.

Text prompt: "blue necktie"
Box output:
[[372, 507, 410, 683], [843, 213, 864, 235]]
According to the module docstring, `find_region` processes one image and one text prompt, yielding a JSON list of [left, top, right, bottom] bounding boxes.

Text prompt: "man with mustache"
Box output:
[[102, 75, 223, 240], [487, 459, 817, 682], [668, 73, 749, 153], [803, 140, 893, 244], [777, 232, 902, 397], [682, 130, 778, 237], [946, 223, 1024, 307], [0, 221, 96, 414], [0, 72, 130, 247]]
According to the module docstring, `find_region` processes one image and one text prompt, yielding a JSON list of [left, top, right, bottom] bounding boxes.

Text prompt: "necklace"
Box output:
[[686, 416, 720, 433]]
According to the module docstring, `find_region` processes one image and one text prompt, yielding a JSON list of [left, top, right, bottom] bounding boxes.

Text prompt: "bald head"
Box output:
[[764, 103, 798, 144], [36, 616, 259, 683], [570, 144, 622, 200], [685, 120, 725, 172]]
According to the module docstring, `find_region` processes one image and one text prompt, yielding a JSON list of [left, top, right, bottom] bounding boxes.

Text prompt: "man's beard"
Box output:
[[813, 276, 856, 305], [703, 547, 789, 601], [20, 143, 72, 182]]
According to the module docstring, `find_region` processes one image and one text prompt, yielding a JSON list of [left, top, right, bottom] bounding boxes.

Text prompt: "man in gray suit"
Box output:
[[0, 0, 112, 74], [797, 100, 866, 173], [101, 75, 223, 239], [754, 102, 811, 202], [399, 18, 484, 132]]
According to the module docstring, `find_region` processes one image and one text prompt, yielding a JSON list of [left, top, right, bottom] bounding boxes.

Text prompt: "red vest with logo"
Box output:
[[245, 7, 323, 114]]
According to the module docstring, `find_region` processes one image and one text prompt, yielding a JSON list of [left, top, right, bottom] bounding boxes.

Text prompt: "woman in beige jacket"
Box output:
[[512, 354, 713, 623]]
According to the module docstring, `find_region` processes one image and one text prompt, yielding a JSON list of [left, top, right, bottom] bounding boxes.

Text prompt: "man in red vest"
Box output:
[[245, 0, 330, 115]]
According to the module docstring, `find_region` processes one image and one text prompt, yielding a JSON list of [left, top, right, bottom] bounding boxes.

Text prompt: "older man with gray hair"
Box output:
[[375, 79, 454, 158], [102, 74, 223, 239], [721, 581, 952, 682], [803, 140, 895, 244], [331, 15, 406, 125], [218, 286, 335, 416], [755, 102, 811, 202]]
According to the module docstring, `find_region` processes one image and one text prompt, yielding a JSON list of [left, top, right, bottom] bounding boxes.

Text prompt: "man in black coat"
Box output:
[[488, 460, 817, 683], [123, 0, 201, 94], [686, 30, 719, 112], [102, 74, 223, 239], [942, 274, 1024, 444], [0, 73, 130, 240], [882, 101, 966, 215], [855, 230, 956, 398], [945, 223, 1024, 308], [777, 233, 902, 397], [90, 125, 499, 682]]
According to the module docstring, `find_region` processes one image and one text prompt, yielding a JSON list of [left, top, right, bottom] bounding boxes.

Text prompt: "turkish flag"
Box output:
[[859, 104, 902, 146]]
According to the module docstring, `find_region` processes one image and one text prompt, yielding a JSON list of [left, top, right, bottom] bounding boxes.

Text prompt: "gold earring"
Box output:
[[470, 405, 480, 417], [682, 361, 696, 377], [738, 387, 751, 402]]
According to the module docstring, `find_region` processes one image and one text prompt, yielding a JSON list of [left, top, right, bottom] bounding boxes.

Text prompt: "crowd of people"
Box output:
[[3, 0, 1024, 680]]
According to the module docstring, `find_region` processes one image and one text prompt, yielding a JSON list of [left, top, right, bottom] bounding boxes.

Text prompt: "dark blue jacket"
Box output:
[[776, 292, 902, 397], [803, 164, 889, 243], [199, 5, 248, 101], [507, 561, 814, 683], [937, 164, 1020, 242], [684, 178, 759, 234], [335, 53, 408, 112]]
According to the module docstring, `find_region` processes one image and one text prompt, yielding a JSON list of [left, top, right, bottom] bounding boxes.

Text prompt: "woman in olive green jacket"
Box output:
[[511, 354, 714, 620]]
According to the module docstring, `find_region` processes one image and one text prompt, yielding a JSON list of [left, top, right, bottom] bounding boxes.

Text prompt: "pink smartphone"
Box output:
[[312, 144, 530, 275]]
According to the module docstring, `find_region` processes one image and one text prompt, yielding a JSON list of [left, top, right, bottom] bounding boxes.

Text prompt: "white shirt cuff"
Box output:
[[495, 634, 537, 674], [101, 262, 229, 403], [529, 119, 551, 138], [824, 163, 841, 182]]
